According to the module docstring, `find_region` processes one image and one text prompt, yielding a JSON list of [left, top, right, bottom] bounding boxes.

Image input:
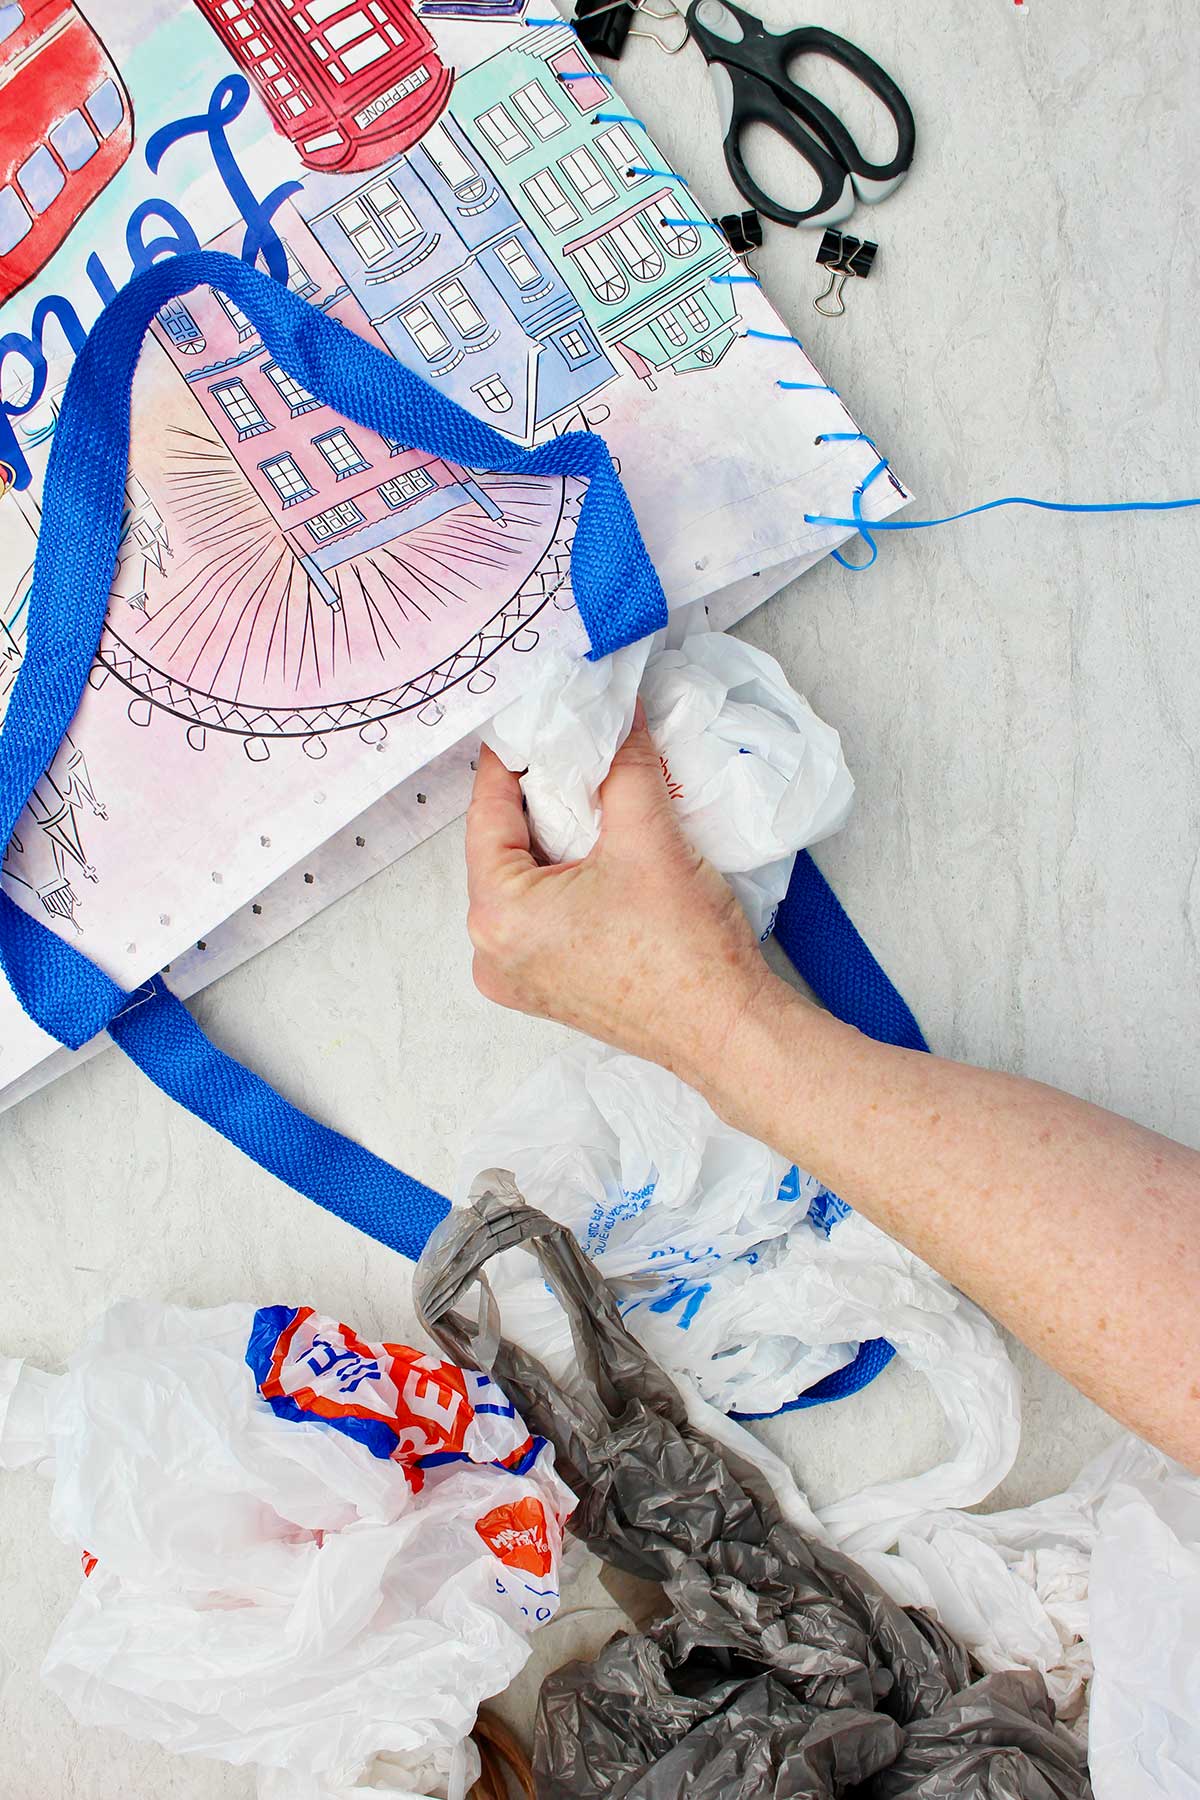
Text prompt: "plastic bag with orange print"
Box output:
[[0, 1298, 574, 1798]]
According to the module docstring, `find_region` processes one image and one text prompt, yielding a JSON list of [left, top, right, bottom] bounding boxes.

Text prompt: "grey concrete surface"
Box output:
[[2, 0, 1199, 1793]]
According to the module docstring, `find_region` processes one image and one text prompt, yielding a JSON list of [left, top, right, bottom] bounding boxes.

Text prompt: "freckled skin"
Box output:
[[466, 713, 1200, 1473]]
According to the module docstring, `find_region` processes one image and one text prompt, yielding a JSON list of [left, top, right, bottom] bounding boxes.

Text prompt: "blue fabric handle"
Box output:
[[776, 851, 929, 1054], [0, 252, 667, 1261], [0, 252, 927, 1406]]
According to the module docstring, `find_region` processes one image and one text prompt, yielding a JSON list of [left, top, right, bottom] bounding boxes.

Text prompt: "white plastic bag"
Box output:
[[856, 1431, 1200, 1787], [484, 613, 854, 939], [0, 1300, 573, 1800], [1080, 1440, 1200, 1795], [456, 1039, 1021, 1552]]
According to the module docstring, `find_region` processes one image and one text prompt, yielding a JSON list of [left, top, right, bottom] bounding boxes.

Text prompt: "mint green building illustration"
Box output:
[[449, 31, 739, 385]]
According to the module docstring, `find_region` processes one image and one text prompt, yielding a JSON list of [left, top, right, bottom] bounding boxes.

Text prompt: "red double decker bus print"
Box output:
[[0, 0, 133, 306], [195, 0, 453, 174]]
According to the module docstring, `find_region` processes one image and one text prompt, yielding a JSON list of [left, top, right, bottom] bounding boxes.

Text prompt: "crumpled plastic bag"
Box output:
[[1087, 1445, 1200, 1799], [855, 1433, 1200, 1786], [0, 1299, 573, 1799], [456, 1040, 1021, 1552], [483, 611, 854, 939], [414, 1177, 1094, 1800]]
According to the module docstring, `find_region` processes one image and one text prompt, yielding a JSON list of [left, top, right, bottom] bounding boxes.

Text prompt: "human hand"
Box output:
[[465, 705, 777, 1090]]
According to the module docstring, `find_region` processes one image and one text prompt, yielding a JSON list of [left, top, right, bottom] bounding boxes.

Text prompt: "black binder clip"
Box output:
[[714, 209, 763, 259], [574, 0, 636, 59], [814, 229, 877, 318]]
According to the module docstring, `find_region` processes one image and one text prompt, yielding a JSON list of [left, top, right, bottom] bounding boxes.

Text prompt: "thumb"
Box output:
[[597, 700, 680, 847]]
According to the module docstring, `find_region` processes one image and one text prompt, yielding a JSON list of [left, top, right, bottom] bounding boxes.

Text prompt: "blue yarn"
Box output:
[[0, 252, 934, 1409], [807, 493, 1200, 532]]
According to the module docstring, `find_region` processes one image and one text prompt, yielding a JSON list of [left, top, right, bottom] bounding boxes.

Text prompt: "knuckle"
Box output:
[[467, 899, 512, 960], [466, 900, 492, 951]]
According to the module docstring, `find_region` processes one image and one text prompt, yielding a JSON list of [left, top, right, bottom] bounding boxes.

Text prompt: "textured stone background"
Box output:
[[3, 0, 1199, 1791]]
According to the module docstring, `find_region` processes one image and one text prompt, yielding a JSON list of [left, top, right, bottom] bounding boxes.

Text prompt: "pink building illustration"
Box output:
[[89, 198, 577, 756], [150, 207, 502, 614]]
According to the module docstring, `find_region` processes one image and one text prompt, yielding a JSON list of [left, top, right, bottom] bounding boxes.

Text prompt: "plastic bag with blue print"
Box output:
[[456, 1036, 1021, 1555]]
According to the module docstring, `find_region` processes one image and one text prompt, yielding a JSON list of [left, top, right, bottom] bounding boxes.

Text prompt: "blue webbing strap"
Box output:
[[0, 252, 668, 1261], [0, 254, 924, 1405], [777, 851, 929, 1054], [743, 850, 932, 1411]]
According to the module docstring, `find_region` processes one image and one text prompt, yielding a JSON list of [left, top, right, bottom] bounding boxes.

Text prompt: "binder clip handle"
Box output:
[[714, 208, 763, 258], [573, 0, 636, 60], [814, 228, 878, 318]]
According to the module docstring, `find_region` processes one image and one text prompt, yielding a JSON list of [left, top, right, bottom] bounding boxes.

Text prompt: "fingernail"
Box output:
[[632, 697, 647, 731]]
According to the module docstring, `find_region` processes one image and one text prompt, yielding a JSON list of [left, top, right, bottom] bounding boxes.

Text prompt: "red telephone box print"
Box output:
[[194, 0, 453, 174]]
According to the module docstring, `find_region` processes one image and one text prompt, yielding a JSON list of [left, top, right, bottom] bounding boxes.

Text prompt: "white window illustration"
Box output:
[[156, 299, 205, 354], [424, 124, 485, 201], [436, 280, 485, 335], [260, 453, 314, 507], [368, 179, 416, 231], [211, 379, 271, 440], [313, 427, 370, 478], [283, 243, 318, 296], [572, 239, 627, 304], [335, 198, 385, 260], [0, 185, 31, 255], [595, 124, 644, 187], [16, 146, 64, 215], [559, 147, 613, 212], [679, 294, 708, 332], [521, 169, 579, 232], [400, 302, 450, 359], [472, 376, 512, 414], [656, 308, 687, 348], [559, 328, 593, 362], [307, 499, 365, 542], [379, 468, 436, 508], [213, 289, 255, 341], [512, 81, 567, 141], [496, 236, 539, 288], [609, 217, 664, 282], [86, 77, 125, 139], [262, 361, 320, 416], [325, 9, 377, 56], [335, 181, 418, 262], [49, 109, 99, 173], [654, 213, 702, 256], [476, 105, 528, 162], [341, 30, 388, 71]]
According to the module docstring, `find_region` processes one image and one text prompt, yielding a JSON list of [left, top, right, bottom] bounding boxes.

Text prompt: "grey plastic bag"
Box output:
[[414, 1175, 1093, 1800]]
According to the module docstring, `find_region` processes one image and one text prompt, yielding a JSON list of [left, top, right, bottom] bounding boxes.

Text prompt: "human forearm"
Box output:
[[698, 975, 1200, 1469], [465, 718, 1200, 1470]]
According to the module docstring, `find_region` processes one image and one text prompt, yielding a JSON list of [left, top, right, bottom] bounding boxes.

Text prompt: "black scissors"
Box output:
[[682, 0, 915, 229]]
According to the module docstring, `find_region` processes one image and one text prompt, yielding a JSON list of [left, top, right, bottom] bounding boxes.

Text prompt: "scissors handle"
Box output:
[[685, 0, 916, 228], [705, 58, 854, 228]]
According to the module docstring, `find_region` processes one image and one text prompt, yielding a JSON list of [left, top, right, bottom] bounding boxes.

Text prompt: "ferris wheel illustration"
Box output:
[[84, 216, 579, 760]]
